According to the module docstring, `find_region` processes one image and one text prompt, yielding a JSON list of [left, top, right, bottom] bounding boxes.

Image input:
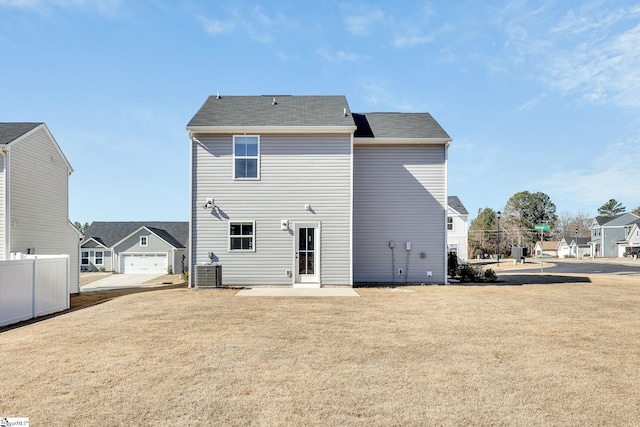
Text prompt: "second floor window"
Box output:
[[234, 136, 260, 179], [140, 236, 148, 247], [447, 216, 453, 231]]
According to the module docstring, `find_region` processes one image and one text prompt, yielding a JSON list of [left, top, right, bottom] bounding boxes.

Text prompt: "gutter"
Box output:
[[1, 147, 9, 260]]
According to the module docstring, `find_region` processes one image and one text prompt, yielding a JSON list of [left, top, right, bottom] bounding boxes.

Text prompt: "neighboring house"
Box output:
[[0, 122, 80, 293], [81, 222, 188, 274], [534, 241, 559, 257], [589, 213, 640, 257], [568, 237, 591, 258], [186, 95, 451, 287], [617, 219, 640, 257], [556, 238, 571, 258], [447, 196, 468, 262]]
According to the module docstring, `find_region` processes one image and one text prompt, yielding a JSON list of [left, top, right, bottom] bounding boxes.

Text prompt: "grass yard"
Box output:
[[1, 274, 639, 426]]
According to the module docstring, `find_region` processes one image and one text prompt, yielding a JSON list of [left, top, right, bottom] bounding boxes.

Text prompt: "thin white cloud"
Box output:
[[358, 78, 424, 111], [316, 47, 367, 63], [497, 1, 640, 109], [533, 135, 640, 212], [516, 93, 547, 111], [392, 34, 435, 48], [198, 15, 235, 35], [345, 7, 385, 36], [0, 0, 123, 16], [198, 6, 297, 44]]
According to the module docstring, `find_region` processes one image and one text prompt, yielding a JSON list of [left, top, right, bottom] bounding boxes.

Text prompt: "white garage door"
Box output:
[[121, 254, 167, 274]]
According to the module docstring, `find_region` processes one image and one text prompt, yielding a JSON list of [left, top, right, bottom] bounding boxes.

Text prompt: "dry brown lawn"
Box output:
[[1, 273, 639, 426]]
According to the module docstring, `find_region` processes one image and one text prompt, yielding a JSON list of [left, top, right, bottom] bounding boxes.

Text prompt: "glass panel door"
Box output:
[[298, 227, 315, 275], [294, 223, 320, 286]]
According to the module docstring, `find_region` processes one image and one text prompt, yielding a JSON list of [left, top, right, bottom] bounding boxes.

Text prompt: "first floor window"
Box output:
[[95, 251, 103, 265], [81, 251, 89, 265], [230, 221, 254, 251]]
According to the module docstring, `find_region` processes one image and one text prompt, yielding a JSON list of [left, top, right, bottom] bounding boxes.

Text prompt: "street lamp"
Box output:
[[575, 228, 579, 257], [496, 211, 502, 265]]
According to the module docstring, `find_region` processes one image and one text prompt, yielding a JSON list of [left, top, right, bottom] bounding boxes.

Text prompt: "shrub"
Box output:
[[484, 268, 497, 282], [455, 263, 498, 283]]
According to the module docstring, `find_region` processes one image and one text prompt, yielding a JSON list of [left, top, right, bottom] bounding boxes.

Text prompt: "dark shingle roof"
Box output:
[[0, 122, 42, 146], [187, 95, 355, 128], [448, 196, 468, 215], [82, 222, 189, 248], [353, 112, 450, 139]]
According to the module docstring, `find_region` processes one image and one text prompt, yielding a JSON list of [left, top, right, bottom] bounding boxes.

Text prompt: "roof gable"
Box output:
[[82, 222, 189, 248], [447, 196, 468, 215], [0, 122, 42, 146], [0, 122, 73, 172]]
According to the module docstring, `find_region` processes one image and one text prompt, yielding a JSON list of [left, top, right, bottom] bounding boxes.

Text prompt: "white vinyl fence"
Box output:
[[0, 255, 70, 327]]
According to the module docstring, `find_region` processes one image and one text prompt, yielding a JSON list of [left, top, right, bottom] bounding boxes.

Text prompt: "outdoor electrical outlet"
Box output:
[[398, 268, 403, 275]]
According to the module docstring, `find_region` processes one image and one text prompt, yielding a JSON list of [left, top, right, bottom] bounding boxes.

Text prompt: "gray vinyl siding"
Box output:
[[0, 155, 5, 258], [353, 144, 447, 284], [80, 246, 113, 271], [115, 230, 174, 253], [191, 134, 352, 286], [8, 127, 80, 293]]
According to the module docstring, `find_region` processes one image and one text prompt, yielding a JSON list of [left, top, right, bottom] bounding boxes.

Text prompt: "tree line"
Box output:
[[468, 192, 639, 259]]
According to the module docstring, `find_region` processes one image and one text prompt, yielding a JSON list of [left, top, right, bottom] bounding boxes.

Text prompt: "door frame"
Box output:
[[293, 221, 321, 288]]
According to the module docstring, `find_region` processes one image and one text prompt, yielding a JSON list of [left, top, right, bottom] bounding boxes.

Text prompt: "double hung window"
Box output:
[[230, 222, 255, 251], [233, 136, 259, 179]]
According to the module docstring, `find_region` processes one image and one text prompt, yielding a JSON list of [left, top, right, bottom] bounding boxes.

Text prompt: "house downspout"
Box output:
[[188, 131, 194, 288], [443, 143, 449, 285], [1, 147, 9, 260]]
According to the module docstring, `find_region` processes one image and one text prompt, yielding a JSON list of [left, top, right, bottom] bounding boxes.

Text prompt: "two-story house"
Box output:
[[590, 213, 640, 257], [0, 122, 80, 293], [447, 196, 468, 262], [186, 95, 451, 287]]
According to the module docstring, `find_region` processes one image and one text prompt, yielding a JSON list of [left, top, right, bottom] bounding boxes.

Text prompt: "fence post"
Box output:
[[31, 257, 37, 319]]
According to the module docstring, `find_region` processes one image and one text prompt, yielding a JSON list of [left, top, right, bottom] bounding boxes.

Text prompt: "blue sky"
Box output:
[[1, 0, 639, 224]]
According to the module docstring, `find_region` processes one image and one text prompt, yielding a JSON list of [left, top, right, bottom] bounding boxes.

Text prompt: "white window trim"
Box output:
[[81, 251, 89, 266], [233, 135, 260, 180], [140, 236, 148, 247], [95, 251, 104, 265], [228, 220, 256, 252]]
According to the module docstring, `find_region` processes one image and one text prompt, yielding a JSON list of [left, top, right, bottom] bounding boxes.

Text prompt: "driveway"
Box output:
[[81, 273, 168, 292]]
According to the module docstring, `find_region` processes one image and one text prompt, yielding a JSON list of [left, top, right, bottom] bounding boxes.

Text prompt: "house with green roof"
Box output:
[[186, 95, 451, 287]]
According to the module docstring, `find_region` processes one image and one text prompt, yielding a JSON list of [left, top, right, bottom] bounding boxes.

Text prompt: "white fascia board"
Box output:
[[354, 137, 452, 146], [7, 123, 74, 174], [81, 237, 108, 248], [187, 125, 357, 135], [112, 225, 179, 251]]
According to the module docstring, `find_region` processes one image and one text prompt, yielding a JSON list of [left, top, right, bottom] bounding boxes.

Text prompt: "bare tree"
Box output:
[[556, 212, 592, 238]]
